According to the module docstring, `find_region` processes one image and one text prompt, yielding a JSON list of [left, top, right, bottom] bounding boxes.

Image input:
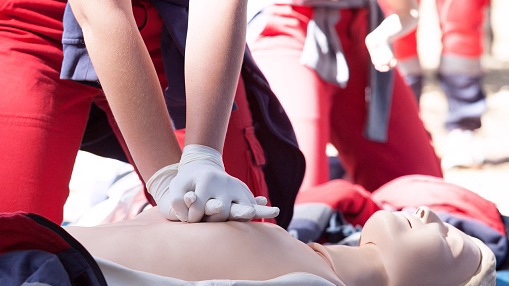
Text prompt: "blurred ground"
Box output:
[[421, 63, 509, 217], [418, 0, 509, 216]]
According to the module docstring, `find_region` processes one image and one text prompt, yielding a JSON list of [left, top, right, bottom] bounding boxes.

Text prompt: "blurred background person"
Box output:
[[393, 0, 490, 169], [247, 0, 443, 193]]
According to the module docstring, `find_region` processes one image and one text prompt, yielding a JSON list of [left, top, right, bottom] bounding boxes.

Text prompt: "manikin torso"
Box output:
[[67, 206, 484, 286], [66, 207, 344, 285]]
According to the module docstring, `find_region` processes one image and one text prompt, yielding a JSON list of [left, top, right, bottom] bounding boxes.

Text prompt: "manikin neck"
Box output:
[[325, 244, 390, 286]]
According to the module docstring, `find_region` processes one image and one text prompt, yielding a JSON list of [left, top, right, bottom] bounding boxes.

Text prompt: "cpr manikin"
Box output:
[[65, 206, 495, 286]]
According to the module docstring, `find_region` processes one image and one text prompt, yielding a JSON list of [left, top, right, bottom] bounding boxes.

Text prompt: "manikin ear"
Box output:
[[459, 237, 496, 286]]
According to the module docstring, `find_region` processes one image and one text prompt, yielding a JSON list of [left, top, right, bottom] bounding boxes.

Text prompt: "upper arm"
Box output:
[[378, 0, 418, 16]]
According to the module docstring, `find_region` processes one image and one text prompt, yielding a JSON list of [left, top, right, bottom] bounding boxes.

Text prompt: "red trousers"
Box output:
[[0, 0, 269, 224], [249, 6, 443, 192], [394, 0, 489, 69]]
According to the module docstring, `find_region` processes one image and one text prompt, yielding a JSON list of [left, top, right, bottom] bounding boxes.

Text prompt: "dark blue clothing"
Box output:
[[438, 212, 509, 268], [60, 0, 305, 228], [438, 73, 487, 131]]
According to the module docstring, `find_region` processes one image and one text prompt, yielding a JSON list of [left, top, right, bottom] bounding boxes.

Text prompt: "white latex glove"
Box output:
[[188, 193, 280, 221], [365, 12, 420, 72], [365, 32, 397, 72], [252, 196, 280, 220], [146, 163, 181, 221], [147, 165, 254, 221], [169, 144, 279, 222]]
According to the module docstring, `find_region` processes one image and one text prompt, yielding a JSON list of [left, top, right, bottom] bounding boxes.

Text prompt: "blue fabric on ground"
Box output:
[[438, 212, 508, 268], [0, 250, 72, 285], [497, 270, 509, 286]]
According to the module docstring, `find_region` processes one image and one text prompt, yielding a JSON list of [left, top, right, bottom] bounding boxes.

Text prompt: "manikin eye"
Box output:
[[405, 218, 412, 228]]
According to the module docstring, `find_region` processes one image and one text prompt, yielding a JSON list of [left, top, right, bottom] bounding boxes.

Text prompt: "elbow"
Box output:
[[402, 8, 419, 33], [408, 8, 419, 28]]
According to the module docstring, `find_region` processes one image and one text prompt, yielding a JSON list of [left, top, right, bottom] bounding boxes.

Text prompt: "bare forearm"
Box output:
[[69, 0, 181, 181], [184, 0, 248, 153]]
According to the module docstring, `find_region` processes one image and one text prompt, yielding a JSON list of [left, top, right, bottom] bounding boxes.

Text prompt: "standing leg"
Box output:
[[330, 9, 442, 192], [392, 0, 424, 102], [393, 29, 424, 101], [437, 0, 489, 169]]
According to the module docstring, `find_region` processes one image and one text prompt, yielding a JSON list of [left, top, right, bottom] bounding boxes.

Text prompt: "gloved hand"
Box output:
[[167, 144, 279, 222], [147, 164, 243, 221], [365, 12, 418, 72], [147, 163, 261, 221], [365, 31, 397, 72]]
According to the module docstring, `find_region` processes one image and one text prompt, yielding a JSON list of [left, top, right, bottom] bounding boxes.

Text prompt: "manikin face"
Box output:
[[359, 207, 481, 286]]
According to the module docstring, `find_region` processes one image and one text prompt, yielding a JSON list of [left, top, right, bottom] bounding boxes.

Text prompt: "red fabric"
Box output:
[[0, 1, 269, 224], [0, 1, 150, 224], [394, 0, 489, 61], [437, 0, 489, 58], [296, 180, 381, 227], [393, 29, 419, 61], [134, 1, 167, 90], [372, 175, 506, 235], [295, 175, 505, 236], [0, 1, 100, 224], [0, 212, 70, 255], [0, 211, 108, 285]]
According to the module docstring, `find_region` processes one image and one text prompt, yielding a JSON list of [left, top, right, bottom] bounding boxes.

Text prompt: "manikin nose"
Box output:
[[415, 206, 441, 224], [415, 207, 429, 223]]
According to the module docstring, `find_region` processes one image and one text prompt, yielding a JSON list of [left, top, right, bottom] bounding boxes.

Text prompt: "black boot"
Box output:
[[438, 73, 486, 131], [404, 74, 424, 103]]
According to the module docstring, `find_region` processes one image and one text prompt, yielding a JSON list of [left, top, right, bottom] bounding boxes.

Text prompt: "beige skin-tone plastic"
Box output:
[[66, 206, 481, 285], [320, 206, 481, 286]]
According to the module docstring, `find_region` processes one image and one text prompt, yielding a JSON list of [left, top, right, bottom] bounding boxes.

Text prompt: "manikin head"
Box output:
[[359, 206, 496, 286]]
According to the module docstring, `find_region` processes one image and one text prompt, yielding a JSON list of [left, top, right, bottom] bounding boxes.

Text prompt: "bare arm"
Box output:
[[68, 0, 182, 181], [376, 0, 419, 43], [184, 0, 247, 153], [68, 0, 273, 222]]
